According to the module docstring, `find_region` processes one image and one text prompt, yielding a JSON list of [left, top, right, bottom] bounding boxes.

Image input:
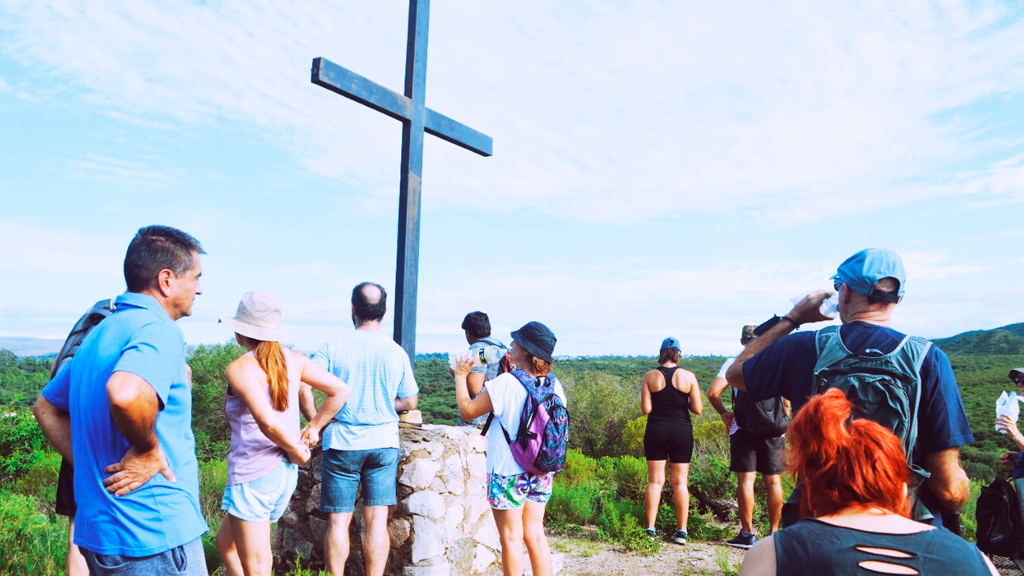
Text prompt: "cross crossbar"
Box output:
[[312, 57, 492, 156]]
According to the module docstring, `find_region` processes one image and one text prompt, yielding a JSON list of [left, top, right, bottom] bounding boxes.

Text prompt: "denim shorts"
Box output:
[[487, 471, 554, 509], [82, 536, 207, 576], [221, 459, 298, 523], [320, 448, 399, 513]]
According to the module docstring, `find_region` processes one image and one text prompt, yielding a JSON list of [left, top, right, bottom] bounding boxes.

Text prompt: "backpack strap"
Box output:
[[478, 337, 508, 352]]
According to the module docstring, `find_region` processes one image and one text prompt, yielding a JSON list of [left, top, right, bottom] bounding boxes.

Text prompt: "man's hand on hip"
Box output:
[[103, 445, 176, 496]]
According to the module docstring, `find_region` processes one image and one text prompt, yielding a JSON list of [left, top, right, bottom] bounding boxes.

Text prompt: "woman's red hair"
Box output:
[[788, 388, 909, 517]]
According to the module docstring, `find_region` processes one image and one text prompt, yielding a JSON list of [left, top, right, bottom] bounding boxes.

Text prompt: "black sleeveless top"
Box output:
[[648, 366, 692, 424], [774, 518, 992, 576]]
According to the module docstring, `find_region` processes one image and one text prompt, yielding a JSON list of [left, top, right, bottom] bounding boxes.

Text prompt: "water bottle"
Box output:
[[448, 345, 504, 370]]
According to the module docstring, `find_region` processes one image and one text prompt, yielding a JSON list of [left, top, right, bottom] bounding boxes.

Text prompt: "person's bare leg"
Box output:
[[736, 471, 756, 533], [66, 515, 89, 576], [522, 501, 551, 576], [325, 512, 354, 576], [644, 460, 667, 529], [215, 517, 244, 576], [492, 507, 525, 576], [362, 506, 391, 576], [764, 474, 783, 534], [669, 463, 690, 532], [225, 515, 273, 576]]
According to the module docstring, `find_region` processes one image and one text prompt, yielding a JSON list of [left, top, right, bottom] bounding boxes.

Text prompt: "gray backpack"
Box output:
[[50, 298, 118, 377], [812, 325, 933, 520]]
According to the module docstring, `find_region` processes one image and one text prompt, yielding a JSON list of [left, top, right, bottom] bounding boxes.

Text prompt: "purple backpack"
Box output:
[[498, 369, 569, 474]]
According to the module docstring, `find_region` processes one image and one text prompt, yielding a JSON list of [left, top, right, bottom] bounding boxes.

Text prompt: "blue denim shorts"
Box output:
[[221, 459, 298, 523], [320, 448, 399, 513], [82, 536, 207, 575]]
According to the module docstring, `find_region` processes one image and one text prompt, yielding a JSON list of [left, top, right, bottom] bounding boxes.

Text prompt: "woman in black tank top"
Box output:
[[738, 389, 996, 576], [640, 337, 703, 545]]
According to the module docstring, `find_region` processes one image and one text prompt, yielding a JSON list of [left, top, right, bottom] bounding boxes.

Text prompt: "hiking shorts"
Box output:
[[55, 458, 76, 517], [643, 419, 694, 463], [221, 459, 298, 523], [320, 448, 399, 513], [487, 471, 554, 509], [730, 428, 785, 475]]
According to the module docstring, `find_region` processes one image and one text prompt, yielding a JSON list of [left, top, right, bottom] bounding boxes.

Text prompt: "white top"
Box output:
[[718, 355, 740, 435], [484, 372, 567, 476]]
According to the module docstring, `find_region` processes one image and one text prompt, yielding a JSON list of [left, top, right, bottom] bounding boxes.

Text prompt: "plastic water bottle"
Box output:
[[995, 390, 1021, 433], [448, 346, 504, 370], [790, 291, 839, 320]]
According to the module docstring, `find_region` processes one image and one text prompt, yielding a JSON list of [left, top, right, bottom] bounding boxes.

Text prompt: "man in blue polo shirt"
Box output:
[[726, 248, 973, 527], [33, 225, 209, 575]]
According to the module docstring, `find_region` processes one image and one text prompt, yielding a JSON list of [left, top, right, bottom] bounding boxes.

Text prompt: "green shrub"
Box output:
[[198, 458, 229, 574], [688, 510, 733, 541], [559, 369, 639, 458], [0, 408, 50, 488], [548, 480, 602, 525], [622, 526, 660, 554], [0, 489, 67, 575], [558, 449, 598, 488], [615, 416, 646, 456], [188, 342, 244, 461], [611, 455, 648, 501], [962, 460, 996, 483], [596, 495, 643, 540]]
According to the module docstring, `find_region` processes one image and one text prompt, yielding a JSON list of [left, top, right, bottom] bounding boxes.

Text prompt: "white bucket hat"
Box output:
[[219, 291, 289, 342]]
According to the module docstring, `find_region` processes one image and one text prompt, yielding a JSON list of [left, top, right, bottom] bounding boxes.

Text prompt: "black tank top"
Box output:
[[775, 518, 992, 576], [648, 366, 692, 424]]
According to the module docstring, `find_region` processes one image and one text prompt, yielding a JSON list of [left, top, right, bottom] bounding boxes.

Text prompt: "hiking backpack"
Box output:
[[50, 298, 118, 378], [976, 476, 1024, 557], [732, 388, 788, 439], [494, 369, 569, 474], [478, 338, 513, 379], [812, 324, 933, 520]]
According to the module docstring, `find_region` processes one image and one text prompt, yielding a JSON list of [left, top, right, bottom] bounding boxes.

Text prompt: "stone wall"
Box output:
[[273, 424, 502, 576]]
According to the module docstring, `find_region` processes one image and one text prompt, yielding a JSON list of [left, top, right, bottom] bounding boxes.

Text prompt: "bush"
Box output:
[[615, 416, 646, 456], [548, 480, 602, 525], [0, 489, 67, 574], [189, 342, 245, 461], [689, 420, 736, 501], [610, 455, 648, 501], [0, 408, 50, 488], [559, 369, 639, 458], [558, 449, 598, 487], [198, 459, 229, 573]]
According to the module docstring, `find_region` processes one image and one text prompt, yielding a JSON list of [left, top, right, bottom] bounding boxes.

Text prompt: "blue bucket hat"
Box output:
[[511, 321, 557, 362], [660, 337, 681, 352], [832, 248, 905, 303]]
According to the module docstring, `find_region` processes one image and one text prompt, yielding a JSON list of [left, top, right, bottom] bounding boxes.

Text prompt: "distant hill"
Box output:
[[0, 337, 63, 357], [933, 323, 1024, 355]]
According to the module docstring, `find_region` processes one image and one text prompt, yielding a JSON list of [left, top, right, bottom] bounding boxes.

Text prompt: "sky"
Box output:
[[1, 0, 1023, 358]]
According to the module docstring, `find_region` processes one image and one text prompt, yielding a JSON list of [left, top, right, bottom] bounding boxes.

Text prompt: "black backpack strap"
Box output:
[[480, 413, 495, 436]]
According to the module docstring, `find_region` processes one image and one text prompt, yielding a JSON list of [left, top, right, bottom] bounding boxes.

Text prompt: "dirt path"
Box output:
[[550, 535, 750, 576]]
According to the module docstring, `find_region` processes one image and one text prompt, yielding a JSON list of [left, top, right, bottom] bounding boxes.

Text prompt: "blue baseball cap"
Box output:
[[832, 248, 905, 303], [660, 337, 681, 352]]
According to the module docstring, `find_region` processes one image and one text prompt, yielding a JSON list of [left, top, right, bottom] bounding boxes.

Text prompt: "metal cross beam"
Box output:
[[311, 0, 492, 362]]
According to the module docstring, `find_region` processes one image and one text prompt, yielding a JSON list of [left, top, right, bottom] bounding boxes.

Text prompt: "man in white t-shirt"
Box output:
[[707, 325, 787, 549]]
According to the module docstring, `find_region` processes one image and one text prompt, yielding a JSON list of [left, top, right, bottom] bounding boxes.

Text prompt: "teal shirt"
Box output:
[[314, 330, 418, 450], [42, 292, 207, 556]]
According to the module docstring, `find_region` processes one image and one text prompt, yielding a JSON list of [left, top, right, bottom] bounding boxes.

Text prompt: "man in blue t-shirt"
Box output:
[[33, 225, 209, 575], [304, 282, 419, 576], [726, 248, 973, 527]]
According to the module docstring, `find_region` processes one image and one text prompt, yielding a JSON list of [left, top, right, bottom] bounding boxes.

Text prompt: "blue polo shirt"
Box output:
[[42, 292, 207, 556]]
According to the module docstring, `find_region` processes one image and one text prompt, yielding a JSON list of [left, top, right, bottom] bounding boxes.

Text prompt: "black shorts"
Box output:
[[730, 428, 785, 475], [643, 419, 693, 463], [55, 458, 76, 517]]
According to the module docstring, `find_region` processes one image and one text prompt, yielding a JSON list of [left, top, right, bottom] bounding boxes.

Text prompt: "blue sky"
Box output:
[[1, 0, 1023, 357]]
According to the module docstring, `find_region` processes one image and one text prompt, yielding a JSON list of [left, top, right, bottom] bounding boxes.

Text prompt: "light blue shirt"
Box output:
[[314, 330, 419, 450], [42, 292, 207, 556]]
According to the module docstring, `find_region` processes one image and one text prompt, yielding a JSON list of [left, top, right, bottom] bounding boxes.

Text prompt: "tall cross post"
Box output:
[[311, 0, 492, 361]]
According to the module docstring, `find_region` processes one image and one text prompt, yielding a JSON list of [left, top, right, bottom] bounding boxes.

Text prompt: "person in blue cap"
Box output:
[[725, 248, 973, 529], [640, 336, 703, 544]]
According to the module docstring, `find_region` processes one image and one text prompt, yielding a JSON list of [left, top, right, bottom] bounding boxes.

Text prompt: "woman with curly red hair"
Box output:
[[739, 388, 996, 576]]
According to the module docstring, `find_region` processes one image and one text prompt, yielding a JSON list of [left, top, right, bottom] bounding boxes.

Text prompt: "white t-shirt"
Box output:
[[484, 372, 567, 476], [718, 356, 740, 435]]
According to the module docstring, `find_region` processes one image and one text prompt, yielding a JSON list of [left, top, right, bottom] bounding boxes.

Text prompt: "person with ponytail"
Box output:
[[739, 388, 996, 576], [215, 292, 350, 576]]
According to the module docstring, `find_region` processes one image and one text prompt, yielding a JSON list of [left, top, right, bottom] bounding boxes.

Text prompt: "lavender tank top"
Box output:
[[225, 349, 301, 485]]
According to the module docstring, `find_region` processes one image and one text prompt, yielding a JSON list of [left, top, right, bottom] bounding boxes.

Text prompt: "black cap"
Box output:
[[511, 321, 557, 362]]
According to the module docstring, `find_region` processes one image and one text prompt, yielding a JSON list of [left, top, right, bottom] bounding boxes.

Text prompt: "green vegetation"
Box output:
[[1, 321, 1022, 570]]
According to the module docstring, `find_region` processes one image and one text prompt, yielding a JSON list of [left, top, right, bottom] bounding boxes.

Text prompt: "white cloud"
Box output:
[[2, 1, 1022, 225]]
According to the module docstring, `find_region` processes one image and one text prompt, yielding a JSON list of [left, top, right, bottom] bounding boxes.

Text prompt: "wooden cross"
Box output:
[[311, 0, 492, 361]]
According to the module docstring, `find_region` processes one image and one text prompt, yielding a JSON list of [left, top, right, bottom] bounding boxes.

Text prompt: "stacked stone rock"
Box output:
[[273, 424, 501, 576]]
